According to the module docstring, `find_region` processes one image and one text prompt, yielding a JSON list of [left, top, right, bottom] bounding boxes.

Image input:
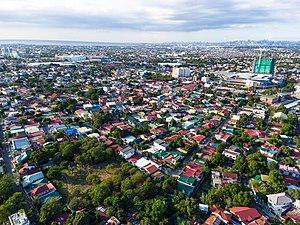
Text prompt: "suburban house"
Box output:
[[153, 139, 169, 151], [222, 146, 240, 160], [212, 171, 239, 187], [267, 192, 294, 216], [177, 162, 203, 197], [119, 146, 135, 160], [204, 205, 232, 225], [229, 206, 270, 225]]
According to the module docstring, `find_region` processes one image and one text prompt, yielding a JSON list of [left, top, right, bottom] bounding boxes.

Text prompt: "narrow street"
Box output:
[[0, 124, 13, 174]]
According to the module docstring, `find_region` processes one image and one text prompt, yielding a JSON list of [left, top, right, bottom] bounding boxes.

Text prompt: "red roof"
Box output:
[[229, 207, 261, 224], [191, 135, 206, 143], [127, 154, 141, 163], [210, 205, 232, 223], [27, 131, 44, 138], [51, 212, 69, 225], [50, 93, 57, 99], [110, 144, 123, 152], [30, 183, 56, 197], [223, 172, 238, 179], [182, 162, 202, 179], [143, 164, 158, 174], [179, 83, 198, 91], [204, 214, 221, 225]]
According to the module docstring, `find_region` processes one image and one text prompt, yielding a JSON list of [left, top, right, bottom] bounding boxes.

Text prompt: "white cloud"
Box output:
[[0, 0, 298, 42]]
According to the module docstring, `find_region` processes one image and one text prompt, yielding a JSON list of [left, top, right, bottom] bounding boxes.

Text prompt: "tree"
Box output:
[[281, 123, 295, 136], [247, 153, 267, 177], [268, 161, 279, 171], [268, 133, 282, 147], [72, 212, 93, 225], [0, 174, 14, 204], [0, 192, 26, 223], [268, 170, 286, 193], [86, 174, 101, 185], [91, 183, 111, 205], [209, 153, 227, 168], [60, 143, 78, 161], [18, 118, 27, 125], [46, 166, 62, 180], [288, 189, 300, 200], [280, 157, 295, 167], [150, 199, 168, 223], [215, 143, 226, 154], [281, 146, 292, 157], [233, 156, 248, 174], [39, 198, 63, 224]]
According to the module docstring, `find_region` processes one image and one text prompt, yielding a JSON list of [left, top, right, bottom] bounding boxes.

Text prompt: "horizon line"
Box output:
[[0, 38, 300, 46]]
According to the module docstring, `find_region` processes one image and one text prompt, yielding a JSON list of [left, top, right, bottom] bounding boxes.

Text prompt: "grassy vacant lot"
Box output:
[[58, 162, 120, 203]]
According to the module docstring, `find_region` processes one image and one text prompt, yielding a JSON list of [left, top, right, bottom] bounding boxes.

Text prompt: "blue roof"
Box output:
[[12, 138, 30, 150], [65, 128, 78, 135], [211, 143, 218, 148]]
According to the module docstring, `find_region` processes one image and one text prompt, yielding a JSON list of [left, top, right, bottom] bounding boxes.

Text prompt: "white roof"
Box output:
[[135, 158, 151, 168], [25, 126, 40, 134], [87, 133, 100, 138], [267, 192, 293, 205], [122, 136, 136, 142], [77, 127, 93, 134]]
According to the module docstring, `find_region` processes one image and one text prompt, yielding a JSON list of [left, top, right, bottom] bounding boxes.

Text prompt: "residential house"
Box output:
[[8, 209, 30, 225], [260, 143, 281, 158], [222, 147, 240, 160], [267, 192, 294, 216], [153, 139, 168, 151], [229, 207, 270, 225], [212, 171, 239, 187], [260, 95, 279, 105], [204, 205, 232, 225], [22, 171, 45, 187], [119, 146, 135, 160]]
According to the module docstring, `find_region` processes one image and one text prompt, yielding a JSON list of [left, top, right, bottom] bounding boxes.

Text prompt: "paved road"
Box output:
[[0, 124, 39, 223], [255, 201, 274, 219], [0, 124, 13, 174]]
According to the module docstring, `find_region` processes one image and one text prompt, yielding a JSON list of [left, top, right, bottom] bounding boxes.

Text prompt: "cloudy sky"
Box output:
[[0, 0, 299, 42]]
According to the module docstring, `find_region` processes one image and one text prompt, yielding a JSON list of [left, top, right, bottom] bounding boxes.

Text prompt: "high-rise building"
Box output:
[[172, 67, 191, 78], [253, 58, 276, 75]]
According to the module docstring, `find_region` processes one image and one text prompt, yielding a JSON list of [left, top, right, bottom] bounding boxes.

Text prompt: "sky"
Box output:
[[0, 0, 299, 43]]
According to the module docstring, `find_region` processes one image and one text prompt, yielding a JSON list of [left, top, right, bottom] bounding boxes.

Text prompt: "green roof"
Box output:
[[169, 127, 179, 132], [154, 151, 171, 159], [193, 158, 206, 165], [40, 191, 61, 204], [178, 174, 197, 186], [177, 181, 196, 197], [148, 123, 158, 128], [251, 175, 262, 182]]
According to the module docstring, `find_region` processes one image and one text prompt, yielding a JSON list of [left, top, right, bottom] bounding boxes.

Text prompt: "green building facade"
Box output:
[[253, 58, 276, 74]]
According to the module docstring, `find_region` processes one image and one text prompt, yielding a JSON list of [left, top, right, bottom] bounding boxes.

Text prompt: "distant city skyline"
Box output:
[[0, 0, 299, 43]]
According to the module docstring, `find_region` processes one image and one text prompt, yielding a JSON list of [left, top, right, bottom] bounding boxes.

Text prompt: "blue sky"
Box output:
[[0, 0, 298, 42]]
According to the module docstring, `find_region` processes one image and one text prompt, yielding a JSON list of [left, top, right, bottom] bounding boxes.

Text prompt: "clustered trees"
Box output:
[[0, 174, 26, 223], [200, 183, 253, 209], [30, 138, 115, 167], [52, 99, 78, 114], [62, 163, 196, 224]]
